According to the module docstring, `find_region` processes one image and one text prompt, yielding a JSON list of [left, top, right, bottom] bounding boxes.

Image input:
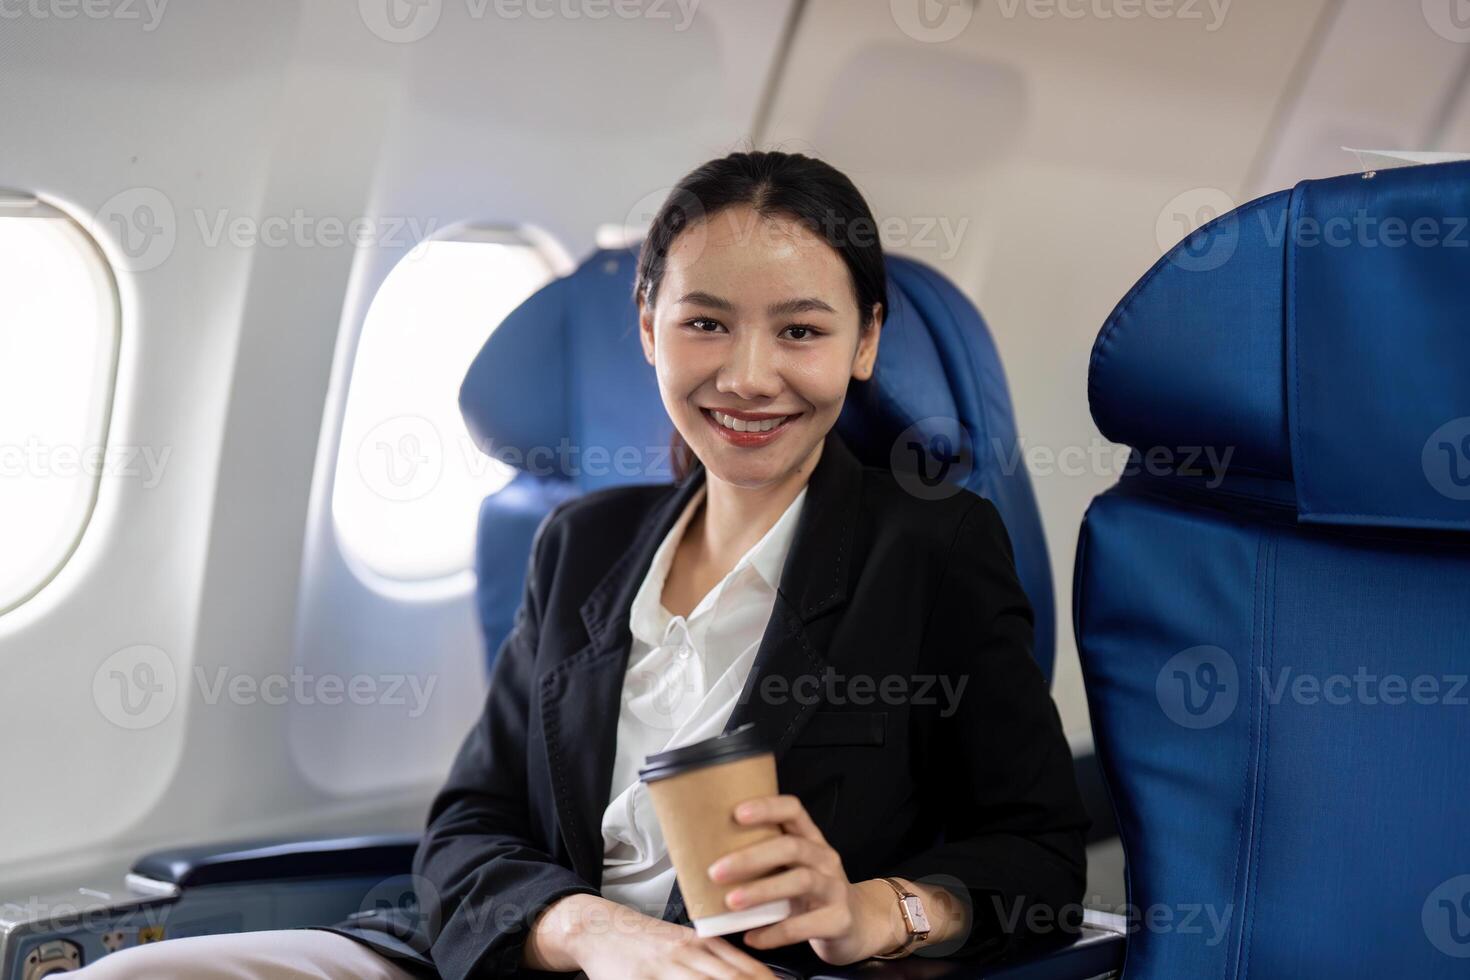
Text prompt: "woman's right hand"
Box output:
[[572, 901, 779, 979]]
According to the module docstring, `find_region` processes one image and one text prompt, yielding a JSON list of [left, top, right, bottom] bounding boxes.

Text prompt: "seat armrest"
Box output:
[[783, 910, 1125, 980], [130, 834, 420, 888]]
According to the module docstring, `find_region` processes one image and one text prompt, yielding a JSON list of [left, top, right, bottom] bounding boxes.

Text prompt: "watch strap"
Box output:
[[870, 877, 929, 960]]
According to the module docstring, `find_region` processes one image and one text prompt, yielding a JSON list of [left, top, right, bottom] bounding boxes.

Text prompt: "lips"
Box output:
[[706, 409, 793, 433], [700, 407, 800, 446]]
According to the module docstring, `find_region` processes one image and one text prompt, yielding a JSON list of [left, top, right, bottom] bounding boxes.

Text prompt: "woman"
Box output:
[[75, 151, 1088, 980]]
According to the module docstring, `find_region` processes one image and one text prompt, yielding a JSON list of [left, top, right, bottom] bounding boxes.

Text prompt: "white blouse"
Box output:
[[598, 479, 809, 917]]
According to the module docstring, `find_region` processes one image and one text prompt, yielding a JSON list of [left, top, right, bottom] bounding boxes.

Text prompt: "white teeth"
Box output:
[[711, 411, 789, 433]]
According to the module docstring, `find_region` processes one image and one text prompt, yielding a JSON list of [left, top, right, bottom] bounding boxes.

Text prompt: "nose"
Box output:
[[716, 330, 782, 402]]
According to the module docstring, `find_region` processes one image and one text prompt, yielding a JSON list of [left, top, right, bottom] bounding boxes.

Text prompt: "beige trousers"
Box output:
[[66, 928, 424, 980]]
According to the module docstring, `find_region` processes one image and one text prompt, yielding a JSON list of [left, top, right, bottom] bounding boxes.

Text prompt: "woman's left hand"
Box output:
[[706, 794, 899, 966]]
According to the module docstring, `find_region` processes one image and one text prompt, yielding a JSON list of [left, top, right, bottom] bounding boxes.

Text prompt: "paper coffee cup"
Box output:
[[639, 723, 792, 937]]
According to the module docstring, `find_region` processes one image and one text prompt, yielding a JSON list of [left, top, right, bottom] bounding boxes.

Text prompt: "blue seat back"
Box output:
[[461, 247, 1054, 681], [1076, 161, 1470, 977]]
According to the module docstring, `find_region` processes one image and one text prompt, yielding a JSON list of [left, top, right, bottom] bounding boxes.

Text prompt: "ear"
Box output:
[[638, 293, 656, 366], [851, 303, 883, 381]]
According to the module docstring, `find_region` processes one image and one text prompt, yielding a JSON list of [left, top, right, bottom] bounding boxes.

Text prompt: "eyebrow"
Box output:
[[674, 291, 838, 317]]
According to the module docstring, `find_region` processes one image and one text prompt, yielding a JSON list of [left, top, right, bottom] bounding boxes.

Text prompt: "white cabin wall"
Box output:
[[1251, 0, 1470, 193]]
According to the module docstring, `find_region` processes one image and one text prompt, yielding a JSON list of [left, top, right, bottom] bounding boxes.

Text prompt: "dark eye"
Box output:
[[688, 317, 725, 333], [783, 324, 820, 341]]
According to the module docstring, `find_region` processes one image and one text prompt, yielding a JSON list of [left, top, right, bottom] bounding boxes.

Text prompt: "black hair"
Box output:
[[633, 150, 888, 481]]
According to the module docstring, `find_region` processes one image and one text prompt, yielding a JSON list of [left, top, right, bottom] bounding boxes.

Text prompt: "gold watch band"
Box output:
[[871, 877, 927, 960]]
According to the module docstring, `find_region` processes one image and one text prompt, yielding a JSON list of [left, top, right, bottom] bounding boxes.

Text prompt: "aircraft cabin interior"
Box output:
[[3, 1, 1469, 978]]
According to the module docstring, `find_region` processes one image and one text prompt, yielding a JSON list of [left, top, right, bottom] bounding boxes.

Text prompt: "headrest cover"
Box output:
[[1091, 160, 1470, 531], [1288, 162, 1470, 529]]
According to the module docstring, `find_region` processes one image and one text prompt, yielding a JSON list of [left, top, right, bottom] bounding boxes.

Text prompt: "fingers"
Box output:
[[667, 946, 747, 979], [709, 832, 830, 887], [733, 794, 822, 842], [722, 864, 827, 913], [742, 904, 850, 950], [669, 937, 776, 979], [703, 936, 779, 978]]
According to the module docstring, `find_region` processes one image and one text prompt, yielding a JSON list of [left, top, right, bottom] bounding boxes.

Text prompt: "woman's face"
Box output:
[[639, 205, 881, 490]]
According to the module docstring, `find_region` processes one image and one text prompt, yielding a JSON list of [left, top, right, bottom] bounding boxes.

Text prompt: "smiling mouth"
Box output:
[[698, 408, 803, 445], [703, 408, 799, 433]]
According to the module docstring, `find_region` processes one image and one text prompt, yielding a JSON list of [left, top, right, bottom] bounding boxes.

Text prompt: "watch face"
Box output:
[[901, 894, 931, 932]]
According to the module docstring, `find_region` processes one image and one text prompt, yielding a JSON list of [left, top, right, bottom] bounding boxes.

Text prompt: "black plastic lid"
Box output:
[[638, 722, 770, 783]]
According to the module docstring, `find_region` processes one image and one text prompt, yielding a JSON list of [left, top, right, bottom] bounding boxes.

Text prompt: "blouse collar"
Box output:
[[628, 479, 809, 648]]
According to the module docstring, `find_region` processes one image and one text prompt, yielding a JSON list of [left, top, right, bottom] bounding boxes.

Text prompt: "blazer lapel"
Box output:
[[539, 429, 866, 918], [539, 465, 706, 887]]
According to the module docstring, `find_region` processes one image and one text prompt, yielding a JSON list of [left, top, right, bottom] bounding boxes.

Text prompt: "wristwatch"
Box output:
[[871, 877, 931, 959]]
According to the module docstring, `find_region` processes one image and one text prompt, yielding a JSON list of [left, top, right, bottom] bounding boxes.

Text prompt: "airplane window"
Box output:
[[331, 229, 555, 582], [0, 192, 120, 616]]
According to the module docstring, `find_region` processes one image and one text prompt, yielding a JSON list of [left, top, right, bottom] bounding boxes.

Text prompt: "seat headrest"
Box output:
[[459, 249, 671, 491], [1090, 160, 1470, 531]]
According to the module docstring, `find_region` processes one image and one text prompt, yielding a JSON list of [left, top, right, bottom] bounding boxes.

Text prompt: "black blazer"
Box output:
[[323, 428, 1088, 979]]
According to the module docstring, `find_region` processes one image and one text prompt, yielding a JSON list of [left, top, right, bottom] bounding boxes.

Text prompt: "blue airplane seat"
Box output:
[[1076, 160, 1470, 977], [460, 247, 1056, 681], [837, 256, 1056, 682]]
